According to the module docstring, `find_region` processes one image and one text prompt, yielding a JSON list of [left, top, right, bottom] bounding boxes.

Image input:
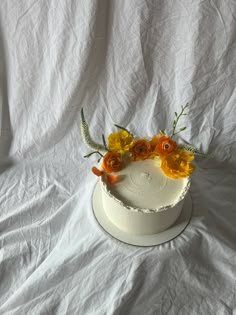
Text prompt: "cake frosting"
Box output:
[[100, 159, 190, 235]]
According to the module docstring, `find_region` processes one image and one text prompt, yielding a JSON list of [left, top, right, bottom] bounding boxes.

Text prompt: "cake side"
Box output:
[[100, 178, 188, 235], [100, 159, 190, 235]]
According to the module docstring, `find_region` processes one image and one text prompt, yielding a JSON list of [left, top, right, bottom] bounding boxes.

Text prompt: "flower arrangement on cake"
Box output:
[[81, 104, 210, 182]]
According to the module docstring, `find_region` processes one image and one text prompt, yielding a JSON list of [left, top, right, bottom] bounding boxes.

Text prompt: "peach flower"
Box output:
[[102, 151, 123, 173], [130, 139, 151, 161]]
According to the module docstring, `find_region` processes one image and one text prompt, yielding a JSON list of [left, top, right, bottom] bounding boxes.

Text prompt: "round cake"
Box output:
[[81, 106, 196, 238], [100, 159, 190, 235]]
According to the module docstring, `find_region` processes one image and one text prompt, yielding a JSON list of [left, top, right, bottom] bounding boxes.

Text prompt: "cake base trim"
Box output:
[[92, 181, 193, 247]]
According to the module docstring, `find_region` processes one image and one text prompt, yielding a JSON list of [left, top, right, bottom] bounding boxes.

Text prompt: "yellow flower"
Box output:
[[161, 148, 195, 179], [149, 135, 161, 151], [108, 130, 133, 153]]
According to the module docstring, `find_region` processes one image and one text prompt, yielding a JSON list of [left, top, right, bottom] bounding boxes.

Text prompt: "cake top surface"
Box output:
[[81, 103, 211, 195], [101, 159, 190, 213]]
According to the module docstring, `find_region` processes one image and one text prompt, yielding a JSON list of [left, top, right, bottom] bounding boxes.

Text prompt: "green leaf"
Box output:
[[102, 134, 108, 151], [180, 127, 187, 131], [174, 112, 178, 117]]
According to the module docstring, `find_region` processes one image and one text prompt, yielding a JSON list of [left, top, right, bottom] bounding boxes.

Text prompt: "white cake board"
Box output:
[[92, 181, 193, 247]]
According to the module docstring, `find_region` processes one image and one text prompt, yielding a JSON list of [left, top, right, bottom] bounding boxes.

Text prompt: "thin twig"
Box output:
[[194, 152, 214, 159], [83, 151, 104, 158], [114, 124, 133, 136], [102, 134, 109, 151], [171, 103, 189, 138]]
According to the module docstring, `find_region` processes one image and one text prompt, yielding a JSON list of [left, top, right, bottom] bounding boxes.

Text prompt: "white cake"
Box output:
[[81, 105, 196, 238], [100, 159, 190, 235]]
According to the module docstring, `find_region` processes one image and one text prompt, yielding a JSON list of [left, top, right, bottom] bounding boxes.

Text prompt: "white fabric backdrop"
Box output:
[[0, 1, 236, 314]]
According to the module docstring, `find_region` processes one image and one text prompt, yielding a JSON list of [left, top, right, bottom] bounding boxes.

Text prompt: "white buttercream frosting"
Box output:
[[101, 159, 190, 213]]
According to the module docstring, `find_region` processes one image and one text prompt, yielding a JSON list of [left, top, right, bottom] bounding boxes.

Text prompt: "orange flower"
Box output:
[[102, 152, 123, 173], [150, 135, 161, 151], [155, 136, 177, 156], [107, 175, 120, 184], [161, 148, 195, 179], [92, 166, 104, 177], [130, 139, 151, 161]]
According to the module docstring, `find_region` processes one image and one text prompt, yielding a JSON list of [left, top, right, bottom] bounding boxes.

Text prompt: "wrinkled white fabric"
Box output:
[[0, 1, 236, 314]]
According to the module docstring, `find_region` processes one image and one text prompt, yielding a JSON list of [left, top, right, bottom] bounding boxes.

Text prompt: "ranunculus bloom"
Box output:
[[102, 152, 123, 173], [108, 130, 133, 154], [161, 148, 195, 179], [155, 136, 177, 156], [130, 139, 151, 161], [149, 135, 161, 151]]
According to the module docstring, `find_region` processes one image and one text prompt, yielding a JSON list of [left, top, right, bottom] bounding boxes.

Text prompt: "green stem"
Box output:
[[171, 103, 189, 138], [102, 134, 109, 151], [81, 108, 85, 121], [194, 152, 214, 159], [83, 151, 104, 158], [172, 128, 185, 137], [114, 124, 133, 136]]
